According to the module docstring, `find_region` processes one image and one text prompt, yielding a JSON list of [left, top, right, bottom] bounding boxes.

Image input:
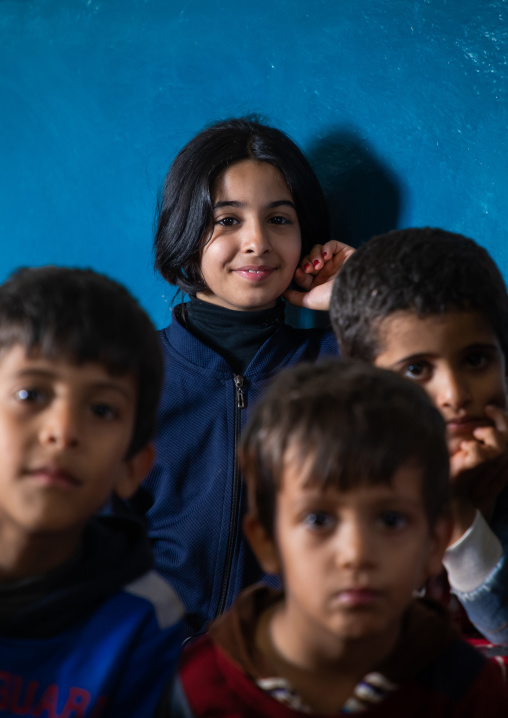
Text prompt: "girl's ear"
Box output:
[[423, 514, 453, 580], [115, 443, 155, 500], [243, 513, 281, 575]]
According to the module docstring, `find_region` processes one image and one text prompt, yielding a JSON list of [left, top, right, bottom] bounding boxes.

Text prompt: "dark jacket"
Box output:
[[133, 306, 337, 635], [165, 585, 508, 717], [0, 515, 184, 717]]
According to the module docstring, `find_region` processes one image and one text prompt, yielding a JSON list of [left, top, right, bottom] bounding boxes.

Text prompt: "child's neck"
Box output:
[[0, 525, 82, 583], [259, 602, 400, 714]]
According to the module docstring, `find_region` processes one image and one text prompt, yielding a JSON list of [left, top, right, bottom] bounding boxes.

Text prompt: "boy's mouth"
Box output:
[[25, 465, 81, 488], [334, 588, 383, 608], [446, 416, 494, 438]]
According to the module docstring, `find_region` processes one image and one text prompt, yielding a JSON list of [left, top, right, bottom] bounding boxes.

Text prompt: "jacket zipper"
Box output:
[[215, 374, 245, 618]]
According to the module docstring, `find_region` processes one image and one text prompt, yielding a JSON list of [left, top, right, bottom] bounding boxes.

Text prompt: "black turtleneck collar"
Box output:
[[182, 298, 285, 374]]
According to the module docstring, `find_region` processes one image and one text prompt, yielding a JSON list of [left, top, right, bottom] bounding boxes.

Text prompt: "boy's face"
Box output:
[[0, 345, 150, 544], [373, 311, 507, 456], [246, 450, 446, 652]]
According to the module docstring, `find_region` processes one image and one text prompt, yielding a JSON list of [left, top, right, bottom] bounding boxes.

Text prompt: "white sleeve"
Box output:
[[443, 509, 503, 593]]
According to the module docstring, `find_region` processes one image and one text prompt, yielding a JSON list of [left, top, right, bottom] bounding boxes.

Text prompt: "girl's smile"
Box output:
[[196, 159, 302, 312]]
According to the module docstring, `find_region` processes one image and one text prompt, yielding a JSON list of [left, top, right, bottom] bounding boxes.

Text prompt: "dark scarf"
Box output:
[[182, 298, 285, 374], [0, 515, 152, 639]]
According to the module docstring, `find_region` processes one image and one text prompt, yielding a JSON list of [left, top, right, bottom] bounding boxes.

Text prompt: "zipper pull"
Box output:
[[234, 375, 245, 409]]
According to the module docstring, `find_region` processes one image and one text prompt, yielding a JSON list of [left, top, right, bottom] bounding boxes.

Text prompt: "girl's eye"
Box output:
[[91, 403, 117, 420], [269, 216, 291, 225], [303, 511, 334, 531], [15, 387, 45, 403], [216, 216, 238, 227], [403, 361, 430, 380], [378, 511, 408, 530]]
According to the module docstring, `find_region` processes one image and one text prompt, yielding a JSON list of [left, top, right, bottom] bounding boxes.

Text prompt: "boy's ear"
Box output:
[[243, 513, 281, 576], [423, 514, 453, 580], [114, 443, 155, 500]]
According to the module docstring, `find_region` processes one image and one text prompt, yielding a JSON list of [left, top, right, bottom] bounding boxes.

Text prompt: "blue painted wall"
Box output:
[[1, 1, 507, 328]]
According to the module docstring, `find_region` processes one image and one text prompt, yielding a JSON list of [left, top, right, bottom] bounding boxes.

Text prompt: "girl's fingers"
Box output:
[[292, 266, 314, 290], [322, 240, 356, 263], [284, 277, 334, 311], [300, 254, 317, 274], [300, 246, 324, 274], [308, 244, 325, 270], [292, 241, 356, 309], [299, 241, 355, 275]]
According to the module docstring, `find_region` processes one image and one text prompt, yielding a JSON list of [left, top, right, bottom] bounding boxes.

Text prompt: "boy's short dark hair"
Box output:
[[154, 116, 331, 296], [239, 359, 449, 538], [0, 266, 163, 457], [330, 227, 508, 362]]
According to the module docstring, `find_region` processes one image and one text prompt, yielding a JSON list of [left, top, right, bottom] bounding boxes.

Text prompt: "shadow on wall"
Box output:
[[286, 128, 403, 329], [307, 128, 403, 249]]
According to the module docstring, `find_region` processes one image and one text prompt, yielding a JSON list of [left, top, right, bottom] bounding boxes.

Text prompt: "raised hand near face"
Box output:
[[449, 404, 508, 544], [284, 240, 355, 311]]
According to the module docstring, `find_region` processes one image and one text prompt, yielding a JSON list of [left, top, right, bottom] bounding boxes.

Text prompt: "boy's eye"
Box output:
[[90, 403, 117, 420], [303, 511, 334, 531], [403, 362, 430, 380], [378, 511, 408, 530], [465, 352, 488, 369], [15, 387, 45, 403]]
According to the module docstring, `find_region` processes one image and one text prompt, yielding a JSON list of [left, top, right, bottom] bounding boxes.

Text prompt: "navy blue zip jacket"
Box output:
[[131, 305, 338, 636]]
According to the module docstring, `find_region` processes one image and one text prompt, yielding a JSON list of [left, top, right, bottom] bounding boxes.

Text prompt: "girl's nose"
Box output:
[[39, 402, 80, 449], [242, 219, 271, 254]]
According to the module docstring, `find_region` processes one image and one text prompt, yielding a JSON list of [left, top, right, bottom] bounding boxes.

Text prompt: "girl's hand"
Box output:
[[283, 240, 355, 311], [450, 404, 508, 520]]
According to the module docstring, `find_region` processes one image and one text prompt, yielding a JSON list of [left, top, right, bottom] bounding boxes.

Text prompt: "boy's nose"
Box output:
[[337, 520, 376, 570], [242, 219, 271, 254], [39, 402, 80, 449], [435, 369, 471, 411]]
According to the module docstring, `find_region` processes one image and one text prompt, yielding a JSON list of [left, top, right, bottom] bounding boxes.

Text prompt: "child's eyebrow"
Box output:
[[392, 342, 500, 366], [390, 352, 430, 366], [462, 342, 501, 352], [370, 495, 423, 510], [212, 200, 296, 210]]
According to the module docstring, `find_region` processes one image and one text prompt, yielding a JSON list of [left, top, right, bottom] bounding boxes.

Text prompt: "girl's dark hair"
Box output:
[[154, 117, 331, 295], [0, 266, 163, 458], [239, 359, 450, 539], [331, 227, 508, 362]]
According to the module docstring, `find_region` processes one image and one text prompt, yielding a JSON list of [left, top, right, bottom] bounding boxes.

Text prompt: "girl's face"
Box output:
[[196, 159, 302, 312]]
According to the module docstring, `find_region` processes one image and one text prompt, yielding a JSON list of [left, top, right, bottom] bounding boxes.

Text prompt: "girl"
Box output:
[[137, 117, 352, 635]]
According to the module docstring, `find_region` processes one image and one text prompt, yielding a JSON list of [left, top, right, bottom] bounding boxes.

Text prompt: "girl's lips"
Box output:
[[233, 266, 276, 282]]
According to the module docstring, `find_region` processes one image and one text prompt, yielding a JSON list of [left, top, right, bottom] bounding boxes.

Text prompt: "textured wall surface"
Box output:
[[1, 0, 507, 327]]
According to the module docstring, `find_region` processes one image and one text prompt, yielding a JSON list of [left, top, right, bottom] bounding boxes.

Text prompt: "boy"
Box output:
[[166, 360, 507, 716], [0, 266, 183, 717], [330, 227, 508, 647]]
